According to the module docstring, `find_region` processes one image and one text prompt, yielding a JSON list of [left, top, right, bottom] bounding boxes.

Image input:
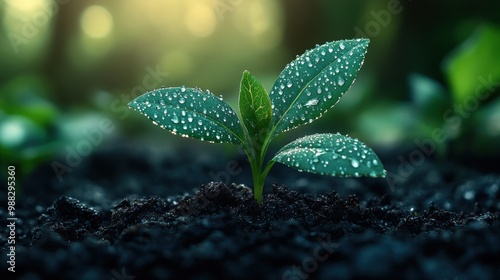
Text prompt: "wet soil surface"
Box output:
[[1, 144, 499, 279]]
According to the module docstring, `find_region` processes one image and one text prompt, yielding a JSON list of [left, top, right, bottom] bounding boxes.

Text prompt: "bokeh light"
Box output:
[[0, 118, 27, 148], [80, 5, 113, 39], [184, 2, 217, 37]]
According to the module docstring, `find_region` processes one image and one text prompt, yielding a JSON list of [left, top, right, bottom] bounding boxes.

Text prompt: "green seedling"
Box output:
[[129, 39, 386, 204]]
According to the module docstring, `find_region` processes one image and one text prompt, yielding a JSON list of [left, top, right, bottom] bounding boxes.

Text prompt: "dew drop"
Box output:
[[337, 77, 345, 87], [351, 159, 359, 168], [287, 81, 293, 88], [315, 150, 325, 157], [179, 98, 186, 104], [171, 116, 179, 124], [305, 98, 319, 107], [339, 42, 345, 50]]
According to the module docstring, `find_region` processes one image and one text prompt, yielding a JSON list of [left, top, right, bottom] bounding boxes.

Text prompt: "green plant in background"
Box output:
[[444, 24, 500, 154], [410, 24, 500, 156], [0, 75, 61, 184], [0, 75, 116, 186], [129, 39, 386, 204]]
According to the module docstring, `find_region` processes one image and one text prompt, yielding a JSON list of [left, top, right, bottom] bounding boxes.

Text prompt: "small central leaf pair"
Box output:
[[129, 39, 386, 204], [239, 71, 272, 145]]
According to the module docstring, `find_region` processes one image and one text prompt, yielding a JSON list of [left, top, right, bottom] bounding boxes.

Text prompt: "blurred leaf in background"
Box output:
[[472, 97, 500, 154], [0, 75, 60, 182], [409, 74, 450, 157], [0, 74, 116, 186], [444, 24, 500, 105], [442, 24, 500, 156]]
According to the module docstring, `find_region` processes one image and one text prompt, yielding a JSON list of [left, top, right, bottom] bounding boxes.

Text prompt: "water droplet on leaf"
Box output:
[[338, 77, 345, 86], [305, 98, 319, 107]]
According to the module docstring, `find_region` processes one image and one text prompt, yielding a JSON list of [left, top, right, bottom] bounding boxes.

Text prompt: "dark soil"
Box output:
[[1, 143, 499, 280]]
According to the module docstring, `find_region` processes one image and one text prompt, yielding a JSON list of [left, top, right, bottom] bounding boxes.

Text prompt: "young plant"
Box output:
[[129, 39, 386, 204]]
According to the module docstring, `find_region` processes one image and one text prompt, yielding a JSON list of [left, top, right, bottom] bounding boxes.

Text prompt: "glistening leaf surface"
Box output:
[[272, 133, 386, 177], [239, 71, 272, 141], [128, 87, 245, 145], [269, 39, 369, 139]]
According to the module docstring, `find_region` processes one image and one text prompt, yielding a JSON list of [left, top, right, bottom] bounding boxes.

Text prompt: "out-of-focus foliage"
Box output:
[[409, 74, 450, 156], [0, 75, 59, 180], [0, 75, 114, 183], [472, 97, 500, 153], [406, 24, 500, 158], [410, 74, 449, 126], [444, 24, 500, 104]]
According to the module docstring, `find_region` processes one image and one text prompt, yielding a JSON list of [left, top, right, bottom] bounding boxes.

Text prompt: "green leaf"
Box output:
[[409, 74, 450, 126], [272, 133, 386, 178], [128, 87, 246, 145], [268, 39, 369, 139], [239, 70, 272, 142], [444, 24, 500, 104]]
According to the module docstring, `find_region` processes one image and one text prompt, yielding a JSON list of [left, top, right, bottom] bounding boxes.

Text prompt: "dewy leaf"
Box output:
[[272, 133, 386, 178], [239, 70, 272, 142], [128, 87, 246, 145], [268, 39, 369, 139]]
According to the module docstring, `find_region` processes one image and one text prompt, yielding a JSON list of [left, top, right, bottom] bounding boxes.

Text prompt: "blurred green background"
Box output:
[[1, 0, 500, 180]]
